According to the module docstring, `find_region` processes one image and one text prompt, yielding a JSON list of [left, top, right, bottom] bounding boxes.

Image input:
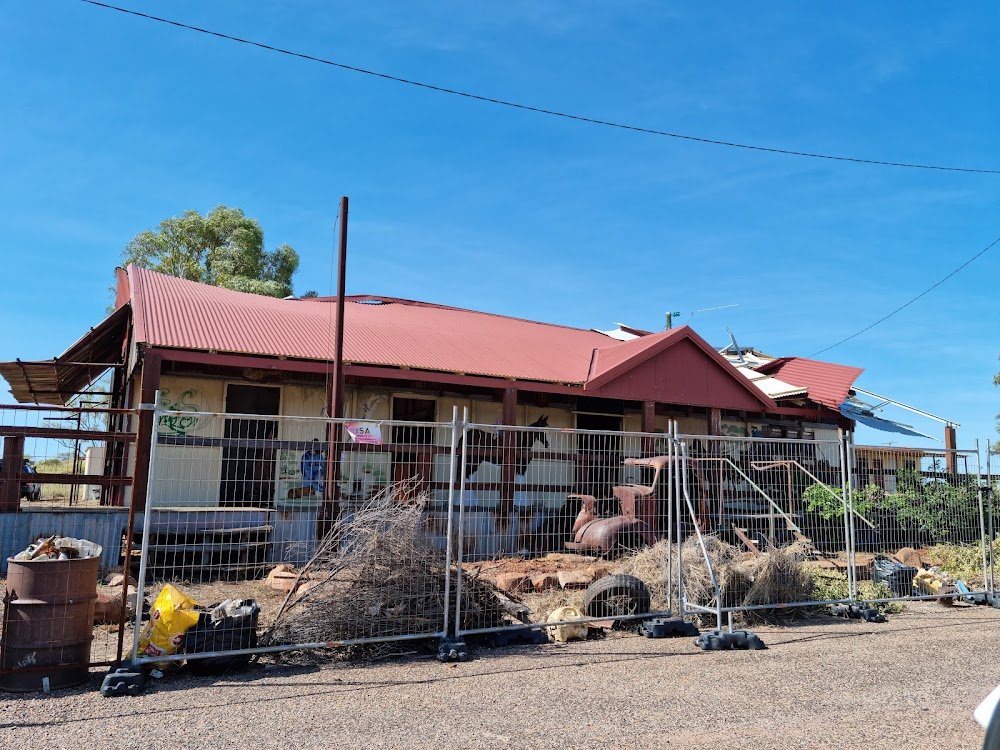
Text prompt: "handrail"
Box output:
[[686, 455, 802, 534], [750, 459, 877, 530], [677, 436, 723, 631]]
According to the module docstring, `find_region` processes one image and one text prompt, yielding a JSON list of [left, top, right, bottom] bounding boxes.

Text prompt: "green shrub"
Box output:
[[803, 471, 982, 546], [807, 567, 905, 615]]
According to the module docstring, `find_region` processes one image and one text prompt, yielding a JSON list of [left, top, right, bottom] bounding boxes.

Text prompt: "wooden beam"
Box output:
[[0, 435, 24, 511], [130, 350, 161, 511], [500, 387, 518, 516]]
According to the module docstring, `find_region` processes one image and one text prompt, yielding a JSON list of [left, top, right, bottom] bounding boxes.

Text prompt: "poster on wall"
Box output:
[[276, 440, 327, 504]]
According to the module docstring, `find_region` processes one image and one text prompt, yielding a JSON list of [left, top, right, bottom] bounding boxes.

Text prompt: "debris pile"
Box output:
[[672, 536, 816, 621], [11, 535, 102, 561], [263, 484, 506, 649]]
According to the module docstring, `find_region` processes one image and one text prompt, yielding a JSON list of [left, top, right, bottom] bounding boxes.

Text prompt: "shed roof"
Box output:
[[0, 304, 130, 405]]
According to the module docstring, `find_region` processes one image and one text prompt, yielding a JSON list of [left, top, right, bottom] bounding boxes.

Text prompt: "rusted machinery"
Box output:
[[565, 455, 670, 556]]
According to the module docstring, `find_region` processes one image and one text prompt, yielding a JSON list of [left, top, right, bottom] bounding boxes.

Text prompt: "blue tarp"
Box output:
[[838, 401, 933, 439]]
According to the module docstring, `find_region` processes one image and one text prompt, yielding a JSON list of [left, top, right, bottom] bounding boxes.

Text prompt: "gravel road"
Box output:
[[2, 602, 997, 749]]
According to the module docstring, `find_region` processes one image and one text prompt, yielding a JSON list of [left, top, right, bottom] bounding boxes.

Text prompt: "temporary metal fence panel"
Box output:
[[131, 408, 458, 666], [673, 425, 854, 622], [848, 442, 991, 605], [0, 404, 138, 679], [452, 420, 674, 638]]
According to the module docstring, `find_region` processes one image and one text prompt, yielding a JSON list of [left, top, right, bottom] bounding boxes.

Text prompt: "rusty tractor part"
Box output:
[[565, 456, 670, 556]]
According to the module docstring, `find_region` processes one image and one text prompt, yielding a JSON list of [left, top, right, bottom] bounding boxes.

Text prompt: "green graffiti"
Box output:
[[158, 389, 202, 436]]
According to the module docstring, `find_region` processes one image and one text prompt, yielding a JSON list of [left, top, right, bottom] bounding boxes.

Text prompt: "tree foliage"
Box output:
[[804, 468, 981, 545], [995, 355, 999, 440], [122, 205, 301, 298]]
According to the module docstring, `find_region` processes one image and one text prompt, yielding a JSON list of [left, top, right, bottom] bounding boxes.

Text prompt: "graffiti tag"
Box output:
[[158, 389, 203, 436]]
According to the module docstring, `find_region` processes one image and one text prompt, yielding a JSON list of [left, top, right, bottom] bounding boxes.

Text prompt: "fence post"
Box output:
[[130, 395, 161, 662], [672, 421, 684, 620], [975, 439, 989, 600], [665, 421, 673, 616], [988, 441, 997, 599], [441, 407, 459, 637], [839, 432, 855, 600], [452, 408, 470, 637]]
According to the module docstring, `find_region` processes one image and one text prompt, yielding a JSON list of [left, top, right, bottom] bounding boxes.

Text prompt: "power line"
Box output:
[[80, 0, 1000, 175], [810, 233, 1000, 357]]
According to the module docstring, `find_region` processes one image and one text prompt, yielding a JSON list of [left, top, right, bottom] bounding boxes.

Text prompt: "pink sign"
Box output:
[[345, 421, 382, 445]]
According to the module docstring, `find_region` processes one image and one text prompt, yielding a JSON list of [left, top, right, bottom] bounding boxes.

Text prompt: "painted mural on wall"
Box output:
[[157, 388, 208, 436]]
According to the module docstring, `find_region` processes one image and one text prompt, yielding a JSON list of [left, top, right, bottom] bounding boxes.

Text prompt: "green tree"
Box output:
[[122, 205, 303, 298], [995, 356, 1000, 442]]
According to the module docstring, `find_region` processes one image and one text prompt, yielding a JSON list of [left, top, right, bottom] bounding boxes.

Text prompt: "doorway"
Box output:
[[220, 384, 281, 507], [575, 412, 623, 513], [391, 397, 436, 491]]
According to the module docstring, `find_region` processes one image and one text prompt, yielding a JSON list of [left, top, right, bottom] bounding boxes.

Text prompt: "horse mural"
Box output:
[[457, 415, 551, 531]]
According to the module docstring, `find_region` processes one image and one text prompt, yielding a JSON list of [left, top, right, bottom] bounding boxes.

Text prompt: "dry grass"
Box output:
[[519, 587, 586, 623], [614, 539, 675, 611], [615, 536, 820, 624]]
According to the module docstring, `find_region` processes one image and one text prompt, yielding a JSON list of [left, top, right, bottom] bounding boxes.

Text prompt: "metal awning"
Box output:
[[0, 304, 130, 405], [839, 399, 935, 440]]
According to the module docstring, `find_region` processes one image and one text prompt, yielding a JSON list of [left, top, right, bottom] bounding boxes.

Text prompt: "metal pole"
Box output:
[[441, 406, 459, 635], [988, 441, 996, 597], [131, 393, 161, 661], [838, 431, 855, 600], [975, 440, 989, 598], [665, 423, 673, 617], [453, 407, 470, 636], [672, 421, 684, 619], [322, 197, 349, 529], [846, 434, 859, 600], [332, 196, 348, 422]]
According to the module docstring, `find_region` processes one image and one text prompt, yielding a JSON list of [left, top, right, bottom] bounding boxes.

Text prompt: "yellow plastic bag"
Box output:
[[138, 584, 201, 659]]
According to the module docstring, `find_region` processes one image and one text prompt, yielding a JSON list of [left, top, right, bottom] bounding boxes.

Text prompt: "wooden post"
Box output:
[[641, 400, 657, 456], [944, 424, 957, 475], [0, 435, 25, 512], [500, 387, 518, 517], [129, 349, 161, 512], [709, 408, 722, 436]]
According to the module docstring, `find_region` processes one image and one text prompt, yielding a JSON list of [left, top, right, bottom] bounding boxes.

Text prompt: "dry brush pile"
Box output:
[[616, 536, 830, 623], [262, 484, 505, 649]]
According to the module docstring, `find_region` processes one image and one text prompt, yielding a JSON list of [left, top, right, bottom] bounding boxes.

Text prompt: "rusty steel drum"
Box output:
[[1, 556, 99, 691]]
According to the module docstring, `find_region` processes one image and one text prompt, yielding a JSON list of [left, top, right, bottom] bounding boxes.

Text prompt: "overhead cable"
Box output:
[[810, 233, 1000, 357], [80, 0, 1000, 175]]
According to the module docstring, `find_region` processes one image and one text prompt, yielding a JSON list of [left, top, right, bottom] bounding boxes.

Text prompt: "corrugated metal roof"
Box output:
[[124, 267, 810, 413], [0, 304, 130, 404], [129, 266, 618, 385], [755, 356, 863, 409]]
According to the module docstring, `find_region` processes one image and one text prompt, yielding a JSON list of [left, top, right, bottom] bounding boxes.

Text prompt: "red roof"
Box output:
[[124, 266, 775, 409], [754, 356, 863, 409]]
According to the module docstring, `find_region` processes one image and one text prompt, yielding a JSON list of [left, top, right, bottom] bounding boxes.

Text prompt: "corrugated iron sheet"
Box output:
[[755, 356, 863, 409], [130, 266, 608, 384]]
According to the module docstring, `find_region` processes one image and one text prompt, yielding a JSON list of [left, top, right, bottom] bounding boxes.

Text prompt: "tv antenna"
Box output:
[[665, 303, 738, 330]]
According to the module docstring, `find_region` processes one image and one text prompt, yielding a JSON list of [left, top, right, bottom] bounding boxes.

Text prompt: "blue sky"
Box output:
[[1, 1, 997, 448]]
